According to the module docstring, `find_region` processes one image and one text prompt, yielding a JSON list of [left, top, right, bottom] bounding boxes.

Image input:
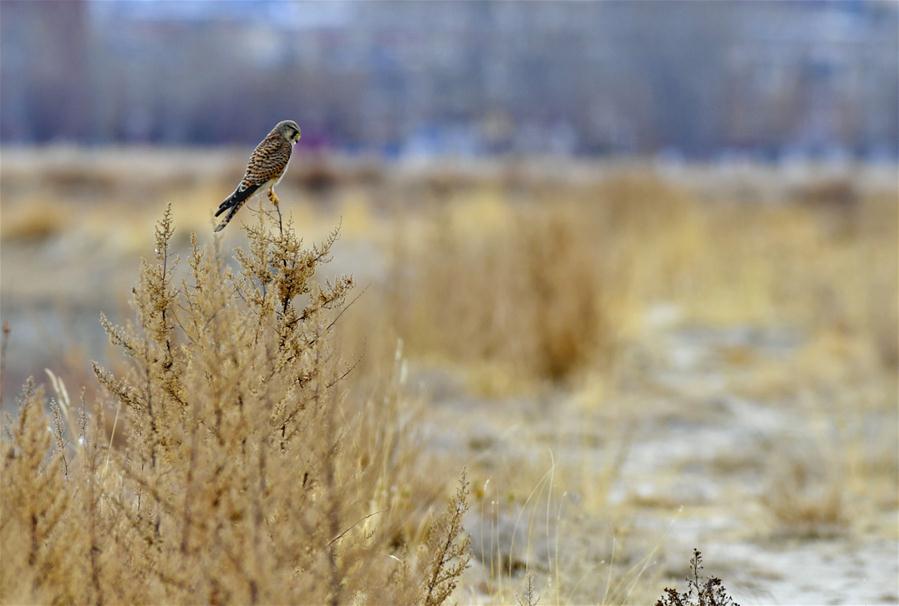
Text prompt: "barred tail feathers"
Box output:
[[213, 182, 260, 232]]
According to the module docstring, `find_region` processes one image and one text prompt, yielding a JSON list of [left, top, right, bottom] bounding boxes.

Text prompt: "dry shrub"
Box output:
[[0, 205, 469, 605], [761, 447, 848, 539], [0, 199, 70, 242], [42, 165, 122, 195], [519, 206, 611, 381], [593, 171, 696, 234], [857, 192, 899, 369], [792, 175, 860, 234], [389, 172, 705, 388], [0, 382, 78, 604], [422, 474, 471, 606], [281, 156, 385, 194], [762, 186, 898, 370], [285, 157, 340, 194], [588, 172, 706, 310], [390, 200, 627, 389], [656, 549, 739, 606]]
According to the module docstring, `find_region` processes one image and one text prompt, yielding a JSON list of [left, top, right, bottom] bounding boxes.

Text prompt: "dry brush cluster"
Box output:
[[656, 550, 739, 606], [387, 171, 897, 392], [387, 174, 703, 389], [389, 200, 622, 389], [1, 205, 470, 605]]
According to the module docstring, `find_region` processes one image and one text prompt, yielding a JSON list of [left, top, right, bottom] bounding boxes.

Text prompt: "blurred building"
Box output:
[[1, 0, 90, 141], [1, 0, 896, 159]]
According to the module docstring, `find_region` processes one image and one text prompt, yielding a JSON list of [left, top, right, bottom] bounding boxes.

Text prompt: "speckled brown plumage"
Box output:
[[214, 120, 301, 232], [239, 131, 293, 190]]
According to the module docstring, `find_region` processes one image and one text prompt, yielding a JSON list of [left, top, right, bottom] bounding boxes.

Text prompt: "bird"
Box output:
[[214, 119, 302, 232]]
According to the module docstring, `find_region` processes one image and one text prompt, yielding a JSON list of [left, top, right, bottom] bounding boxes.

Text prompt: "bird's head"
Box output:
[[274, 120, 302, 144]]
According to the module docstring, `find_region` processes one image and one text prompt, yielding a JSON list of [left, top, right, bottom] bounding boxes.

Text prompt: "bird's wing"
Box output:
[[242, 133, 292, 187]]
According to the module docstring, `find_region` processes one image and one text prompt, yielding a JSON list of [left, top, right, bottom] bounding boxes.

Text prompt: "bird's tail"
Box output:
[[213, 183, 260, 232]]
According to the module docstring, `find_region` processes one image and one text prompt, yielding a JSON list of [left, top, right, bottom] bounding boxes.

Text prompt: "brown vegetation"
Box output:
[[1, 156, 896, 604], [390, 200, 619, 386], [1, 205, 470, 605], [656, 550, 739, 606]]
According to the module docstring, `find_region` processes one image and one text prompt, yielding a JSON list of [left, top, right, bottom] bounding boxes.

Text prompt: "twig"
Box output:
[[275, 200, 284, 237], [104, 401, 122, 473], [327, 509, 385, 546], [326, 355, 363, 390], [305, 284, 368, 349]]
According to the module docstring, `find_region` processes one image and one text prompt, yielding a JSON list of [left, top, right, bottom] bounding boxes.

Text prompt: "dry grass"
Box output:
[[389, 201, 620, 388], [382, 166, 896, 395], [1, 205, 471, 605], [386, 178, 661, 391], [0, 198, 70, 242], [761, 447, 849, 539], [1, 152, 896, 604]]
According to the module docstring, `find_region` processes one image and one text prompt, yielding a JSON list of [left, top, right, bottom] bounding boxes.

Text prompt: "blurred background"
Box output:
[[1, 1, 897, 604], [1, 1, 898, 158]]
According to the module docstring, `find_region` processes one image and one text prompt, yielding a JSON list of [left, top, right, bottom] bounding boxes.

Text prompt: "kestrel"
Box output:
[[214, 119, 302, 232]]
